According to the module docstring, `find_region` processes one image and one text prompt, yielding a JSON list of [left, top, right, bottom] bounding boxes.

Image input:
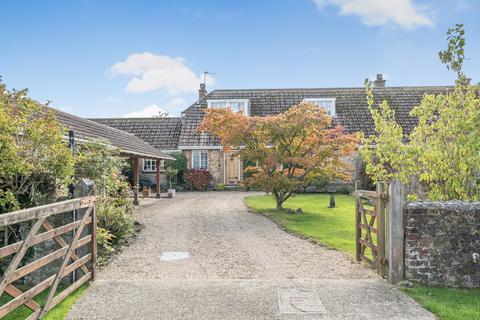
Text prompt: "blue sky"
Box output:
[[1, 0, 478, 117]]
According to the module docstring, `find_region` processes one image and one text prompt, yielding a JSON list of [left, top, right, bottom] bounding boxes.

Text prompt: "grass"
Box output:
[[0, 283, 88, 320], [401, 286, 480, 320], [244, 193, 358, 256], [245, 193, 480, 320]]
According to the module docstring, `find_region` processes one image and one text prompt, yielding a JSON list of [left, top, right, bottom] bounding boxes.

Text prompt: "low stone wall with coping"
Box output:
[[404, 201, 480, 287]]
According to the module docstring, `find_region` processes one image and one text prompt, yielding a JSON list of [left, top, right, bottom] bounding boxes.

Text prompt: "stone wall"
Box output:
[[182, 149, 224, 185], [208, 149, 224, 184], [404, 201, 480, 287]]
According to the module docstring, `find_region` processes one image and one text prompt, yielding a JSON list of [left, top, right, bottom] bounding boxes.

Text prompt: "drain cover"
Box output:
[[160, 251, 190, 261], [277, 289, 326, 314]]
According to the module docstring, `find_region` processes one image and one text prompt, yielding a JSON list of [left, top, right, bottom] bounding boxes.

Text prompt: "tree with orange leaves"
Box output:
[[200, 102, 357, 210]]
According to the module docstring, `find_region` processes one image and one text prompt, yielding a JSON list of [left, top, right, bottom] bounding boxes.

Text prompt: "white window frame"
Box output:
[[192, 150, 208, 170], [207, 99, 250, 115], [303, 98, 336, 116], [143, 159, 156, 172], [143, 159, 165, 172]]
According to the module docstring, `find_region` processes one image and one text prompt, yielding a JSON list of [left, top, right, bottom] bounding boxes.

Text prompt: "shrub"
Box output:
[[96, 227, 115, 265], [165, 152, 187, 186], [0, 82, 73, 211], [185, 169, 212, 191], [215, 183, 225, 191], [96, 197, 135, 245], [75, 139, 129, 198]]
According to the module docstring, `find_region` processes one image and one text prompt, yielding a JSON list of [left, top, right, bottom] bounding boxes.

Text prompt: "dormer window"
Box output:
[[303, 98, 336, 116], [207, 99, 250, 115]]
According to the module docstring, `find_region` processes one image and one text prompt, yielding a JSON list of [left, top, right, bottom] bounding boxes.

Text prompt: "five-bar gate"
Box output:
[[0, 196, 97, 319], [355, 184, 387, 277]]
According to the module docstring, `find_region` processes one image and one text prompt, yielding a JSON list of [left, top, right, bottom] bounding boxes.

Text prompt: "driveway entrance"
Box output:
[[68, 192, 434, 319]]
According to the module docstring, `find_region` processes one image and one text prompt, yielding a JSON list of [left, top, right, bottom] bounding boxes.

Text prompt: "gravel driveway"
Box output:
[[68, 192, 434, 320]]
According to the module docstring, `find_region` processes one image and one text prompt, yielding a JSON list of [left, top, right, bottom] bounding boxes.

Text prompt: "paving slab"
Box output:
[[68, 279, 434, 320]]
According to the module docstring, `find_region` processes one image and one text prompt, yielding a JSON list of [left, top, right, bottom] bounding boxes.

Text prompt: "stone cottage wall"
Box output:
[[182, 149, 224, 185], [404, 201, 480, 287], [208, 150, 224, 185]]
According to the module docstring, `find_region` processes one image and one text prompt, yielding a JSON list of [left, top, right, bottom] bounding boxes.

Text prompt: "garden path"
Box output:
[[68, 192, 434, 319]]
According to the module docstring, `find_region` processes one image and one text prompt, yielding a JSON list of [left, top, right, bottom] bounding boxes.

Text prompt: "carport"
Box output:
[[52, 107, 175, 204]]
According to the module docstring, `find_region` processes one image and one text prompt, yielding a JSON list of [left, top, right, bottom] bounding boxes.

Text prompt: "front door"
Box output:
[[225, 152, 241, 185]]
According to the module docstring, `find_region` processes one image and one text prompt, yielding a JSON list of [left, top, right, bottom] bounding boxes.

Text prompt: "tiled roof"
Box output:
[[179, 100, 221, 147], [178, 86, 452, 146], [90, 117, 182, 150], [50, 107, 175, 160]]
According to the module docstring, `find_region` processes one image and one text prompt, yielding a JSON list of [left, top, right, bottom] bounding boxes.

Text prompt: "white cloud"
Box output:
[[123, 98, 187, 118], [123, 104, 168, 118], [167, 97, 187, 109], [313, 0, 433, 29], [109, 52, 215, 95]]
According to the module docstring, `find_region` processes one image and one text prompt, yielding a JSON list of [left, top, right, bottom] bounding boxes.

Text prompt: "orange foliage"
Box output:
[[199, 102, 357, 208]]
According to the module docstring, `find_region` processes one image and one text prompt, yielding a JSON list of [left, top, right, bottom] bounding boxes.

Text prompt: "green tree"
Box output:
[[0, 82, 73, 212], [359, 24, 480, 200], [75, 139, 129, 197]]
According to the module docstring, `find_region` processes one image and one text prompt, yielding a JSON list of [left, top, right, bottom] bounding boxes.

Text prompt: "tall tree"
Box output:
[[360, 24, 480, 200], [200, 102, 357, 209]]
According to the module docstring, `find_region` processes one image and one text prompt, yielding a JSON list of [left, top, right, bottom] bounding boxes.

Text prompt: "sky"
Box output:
[[1, 0, 479, 118]]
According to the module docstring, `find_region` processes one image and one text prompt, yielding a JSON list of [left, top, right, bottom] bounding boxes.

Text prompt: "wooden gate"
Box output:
[[355, 184, 387, 276], [0, 196, 97, 319]]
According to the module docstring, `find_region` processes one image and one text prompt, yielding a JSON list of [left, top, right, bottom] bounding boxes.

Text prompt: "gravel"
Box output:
[[68, 192, 434, 319], [97, 191, 375, 281]]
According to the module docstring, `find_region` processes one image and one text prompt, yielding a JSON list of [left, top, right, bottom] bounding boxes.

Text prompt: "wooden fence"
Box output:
[[0, 196, 97, 319]]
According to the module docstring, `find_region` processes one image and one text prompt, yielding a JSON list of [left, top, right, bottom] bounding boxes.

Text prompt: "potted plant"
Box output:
[[142, 185, 150, 198], [166, 167, 178, 198]]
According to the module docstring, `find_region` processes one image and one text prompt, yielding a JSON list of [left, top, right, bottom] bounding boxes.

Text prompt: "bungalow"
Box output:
[[91, 75, 450, 188], [50, 107, 174, 201]]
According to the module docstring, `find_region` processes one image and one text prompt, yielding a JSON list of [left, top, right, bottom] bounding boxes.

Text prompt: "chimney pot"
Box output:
[[373, 74, 386, 88], [198, 83, 207, 100]]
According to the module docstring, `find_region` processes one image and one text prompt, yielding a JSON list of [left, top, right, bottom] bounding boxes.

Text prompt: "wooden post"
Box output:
[[91, 204, 97, 281], [132, 157, 140, 205], [376, 183, 386, 277], [156, 159, 161, 198], [386, 179, 405, 283], [354, 184, 361, 262]]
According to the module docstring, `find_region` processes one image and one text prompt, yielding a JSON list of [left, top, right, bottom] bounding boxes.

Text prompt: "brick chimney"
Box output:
[[198, 83, 207, 100], [373, 74, 386, 87]]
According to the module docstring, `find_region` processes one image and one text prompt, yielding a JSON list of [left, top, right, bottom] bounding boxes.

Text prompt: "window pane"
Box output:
[[208, 100, 249, 115], [193, 152, 199, 169], [201, 152, 208, 169]]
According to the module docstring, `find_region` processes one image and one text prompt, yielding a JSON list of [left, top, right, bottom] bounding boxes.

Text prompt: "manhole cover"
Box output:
[[160, 251, 190, 261], [278, 289, 326, 314]]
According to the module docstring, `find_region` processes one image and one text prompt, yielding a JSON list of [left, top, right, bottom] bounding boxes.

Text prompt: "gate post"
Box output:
[[386, 179, 405, 283], [376, 183, 387, 277], [354, 180, 361, 262]]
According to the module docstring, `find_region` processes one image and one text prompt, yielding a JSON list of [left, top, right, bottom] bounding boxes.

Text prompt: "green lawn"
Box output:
[[244, 193, 480, 320], [244, 193, 358, 256], [0, 284, 87, 320], [402, 286, 480, 320]]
